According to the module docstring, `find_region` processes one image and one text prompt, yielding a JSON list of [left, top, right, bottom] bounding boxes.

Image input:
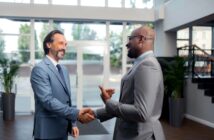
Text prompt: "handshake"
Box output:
[[77, 108, 95, 123], [77, 85, 115, 124]]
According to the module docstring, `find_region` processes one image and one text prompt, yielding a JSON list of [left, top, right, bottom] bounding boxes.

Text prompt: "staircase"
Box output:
[[178, 45, 214, 104], [192, 78, 214, 103]]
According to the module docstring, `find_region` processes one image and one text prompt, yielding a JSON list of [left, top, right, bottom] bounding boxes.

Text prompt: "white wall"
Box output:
[[184, 78, 214, 128], [154, 20, 177, 56], [164, 0, 214, 31]]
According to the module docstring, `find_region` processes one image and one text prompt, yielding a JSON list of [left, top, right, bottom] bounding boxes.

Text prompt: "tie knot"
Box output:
[[56, 64, 61, 71]]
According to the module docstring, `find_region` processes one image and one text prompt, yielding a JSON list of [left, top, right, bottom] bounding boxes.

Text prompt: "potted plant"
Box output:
[[0, 57, 20, 121], [164, 56, 186, 127]]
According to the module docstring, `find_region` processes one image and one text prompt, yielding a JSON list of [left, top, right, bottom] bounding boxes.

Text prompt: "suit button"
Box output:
[[66, 101, 69, 104]]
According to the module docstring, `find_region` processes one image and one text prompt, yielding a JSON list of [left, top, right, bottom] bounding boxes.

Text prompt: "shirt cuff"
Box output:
[[72, 121, 77, 127]]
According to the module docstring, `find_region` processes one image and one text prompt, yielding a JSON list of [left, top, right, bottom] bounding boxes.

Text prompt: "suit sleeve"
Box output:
[[105, 63, 162, 122], [30, 66, 79, 122], [95, 108, 114, 122]]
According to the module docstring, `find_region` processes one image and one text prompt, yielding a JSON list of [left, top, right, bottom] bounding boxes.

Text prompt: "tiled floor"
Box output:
[[0, 114, 214, 140]]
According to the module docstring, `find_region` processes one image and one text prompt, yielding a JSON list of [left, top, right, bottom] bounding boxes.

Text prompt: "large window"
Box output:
[[0, 0, 30, 3], [109, 24, 123, 74], [34, 21, 50, 60], [52, 0, 77, 5], [108, 0, 122, 7], [81, 0, 105, 7], [34, 0, 49, 4], [176, 28, 189, 56], [193, 26, 212, 53], [0, 17, 150, 110], [71, 23, 106, 41], [125, 0, 153, 9], [0, 18, 31, 63]]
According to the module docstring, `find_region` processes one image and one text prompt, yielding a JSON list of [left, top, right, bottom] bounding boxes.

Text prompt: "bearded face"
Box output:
[[126, 42, 140, 59], [47, 33, 67, 61]]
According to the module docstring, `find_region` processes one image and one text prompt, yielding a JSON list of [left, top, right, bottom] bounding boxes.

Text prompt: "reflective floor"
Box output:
[[0, 114, 214, 140]]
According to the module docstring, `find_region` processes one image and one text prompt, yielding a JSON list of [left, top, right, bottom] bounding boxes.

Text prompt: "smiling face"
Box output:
[[126, 26, 155, 59], [46, 33, 67, 62], [126, 28, 145, 59]]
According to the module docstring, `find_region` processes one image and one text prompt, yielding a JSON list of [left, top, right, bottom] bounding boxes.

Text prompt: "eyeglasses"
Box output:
[[127, 35, 145, 41], [127, 35, 153, 41]]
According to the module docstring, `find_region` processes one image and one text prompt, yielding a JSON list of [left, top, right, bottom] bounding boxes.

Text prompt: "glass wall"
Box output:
[[52, 0, 77, 5], [108, 0, 122, 7], [81, 0, 105, 7], [0, 18, 31, 63], [0, 0, 30, 3], [34, 0, 49, 4], [0, 17, 152, 111], [34, 21, 48, 60], [193, 26, 212, 53], [125, 0, 153, 8], [176, 28, 189, 56], [0, 18, 33, 112], [109, 24, 123, 74]]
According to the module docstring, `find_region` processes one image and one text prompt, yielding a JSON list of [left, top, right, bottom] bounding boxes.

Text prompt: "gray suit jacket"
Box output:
[[96, 53, 165, 140], [30, 57, 79, 139]]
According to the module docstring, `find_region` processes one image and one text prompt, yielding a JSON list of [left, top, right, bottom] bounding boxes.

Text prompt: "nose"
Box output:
[[63, 43, 67, 49], [126, 43, 130, 48]]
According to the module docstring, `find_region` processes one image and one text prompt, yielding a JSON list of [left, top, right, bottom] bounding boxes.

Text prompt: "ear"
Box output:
[[46, 42, 51, 49]]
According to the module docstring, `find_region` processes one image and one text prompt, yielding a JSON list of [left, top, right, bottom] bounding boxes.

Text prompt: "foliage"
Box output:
[[163, 56, 186, 99], [18, 24, 30, 63], [72, 24, 96, 40], [70, 24, 97, 60], [40, 23, 62, 44], [109, 31, 122, 67], [0, 57, 20, 94], [130, 0, 151, 8]]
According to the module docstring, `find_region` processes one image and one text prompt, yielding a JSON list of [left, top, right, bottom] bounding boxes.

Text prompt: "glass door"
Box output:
[[70, 41, 109, 108]]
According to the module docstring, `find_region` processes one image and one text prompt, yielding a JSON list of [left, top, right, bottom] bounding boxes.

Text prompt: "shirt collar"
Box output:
[[46, 55, 58, 67], [134, 50, 154, 65]]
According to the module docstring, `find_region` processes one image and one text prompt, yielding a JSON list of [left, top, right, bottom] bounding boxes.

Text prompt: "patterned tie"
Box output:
[[56, 64, 66, 85]]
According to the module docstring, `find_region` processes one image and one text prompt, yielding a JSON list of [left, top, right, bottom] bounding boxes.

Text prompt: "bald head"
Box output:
[[134, 25, 155, 42], [126, 25, 155, 58]]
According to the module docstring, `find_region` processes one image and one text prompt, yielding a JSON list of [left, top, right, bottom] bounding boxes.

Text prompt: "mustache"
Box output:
[[55, 49, 65, 57], [57, 49, 65, 53]]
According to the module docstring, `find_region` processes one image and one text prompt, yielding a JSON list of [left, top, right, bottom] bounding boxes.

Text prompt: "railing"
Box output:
[[177, 45, 214, 78]]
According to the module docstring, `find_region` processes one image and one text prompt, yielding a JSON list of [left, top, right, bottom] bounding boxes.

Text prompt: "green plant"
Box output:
[[0, 57, 20, 94], [164, 56, 186, 99]]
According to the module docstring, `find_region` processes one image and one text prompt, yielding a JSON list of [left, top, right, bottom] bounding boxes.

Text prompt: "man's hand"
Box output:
[[99, 85, 115, 103], [71, 126, 79, 138], [78, 108, 95, 124]]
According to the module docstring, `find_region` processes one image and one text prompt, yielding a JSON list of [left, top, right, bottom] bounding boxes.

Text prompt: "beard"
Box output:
[[56, 49, 65, 60], [127, 45, 138, 59]]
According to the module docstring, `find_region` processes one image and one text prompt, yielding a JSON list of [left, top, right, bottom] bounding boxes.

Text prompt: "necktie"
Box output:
[[56, 64, 66, 85]]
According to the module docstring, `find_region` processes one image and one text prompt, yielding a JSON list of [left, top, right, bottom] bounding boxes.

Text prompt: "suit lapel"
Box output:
[[120, 66, 134, 100], [44, 57, 70, 97]]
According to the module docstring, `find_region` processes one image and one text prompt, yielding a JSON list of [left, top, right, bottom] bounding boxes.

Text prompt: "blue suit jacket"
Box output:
[[30, 57, 79, 139]]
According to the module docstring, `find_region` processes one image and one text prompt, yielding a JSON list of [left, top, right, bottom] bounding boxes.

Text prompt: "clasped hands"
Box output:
[[78, 108, 95, 124], [77, 86, 115, 124]]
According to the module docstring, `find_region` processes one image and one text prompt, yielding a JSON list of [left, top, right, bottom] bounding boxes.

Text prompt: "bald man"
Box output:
[[96, 26, 166, 140]]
